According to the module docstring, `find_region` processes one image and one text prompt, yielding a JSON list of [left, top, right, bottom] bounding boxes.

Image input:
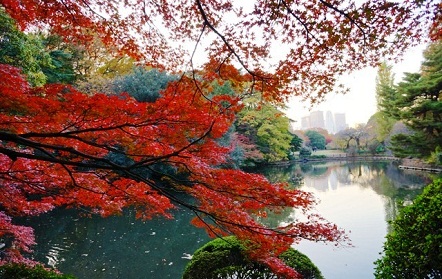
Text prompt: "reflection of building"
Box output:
[[328, 171, 338, 191]]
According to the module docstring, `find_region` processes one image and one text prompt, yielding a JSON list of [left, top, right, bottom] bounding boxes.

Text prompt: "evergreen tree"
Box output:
[[374, 62, 398, 143], [389, 41, 442, 158], [112, 67, 176, 102]]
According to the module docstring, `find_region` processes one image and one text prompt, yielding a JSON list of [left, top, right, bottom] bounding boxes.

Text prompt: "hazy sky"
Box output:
[[285, 44, 427, 128]]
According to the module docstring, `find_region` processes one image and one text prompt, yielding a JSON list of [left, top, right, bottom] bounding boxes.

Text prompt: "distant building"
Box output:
[[325, 111, 335, 134], [300, 111, 347, 134], [300, 116, 310, 130], [334, 113, 347, 133], [309, 111, 325, 129]]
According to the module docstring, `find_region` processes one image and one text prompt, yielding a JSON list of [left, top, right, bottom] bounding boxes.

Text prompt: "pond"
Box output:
[[24, 161, 438, 278]]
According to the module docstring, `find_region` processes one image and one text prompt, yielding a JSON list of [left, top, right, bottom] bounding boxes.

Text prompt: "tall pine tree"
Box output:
[[390, 41, 442, 158]]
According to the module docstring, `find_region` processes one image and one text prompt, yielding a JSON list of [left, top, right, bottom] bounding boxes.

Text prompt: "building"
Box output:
[[309, 111, 325, 129], [325, 111, 335, 134], [300, 116, 310, 130], [334, 112, 347, 133]]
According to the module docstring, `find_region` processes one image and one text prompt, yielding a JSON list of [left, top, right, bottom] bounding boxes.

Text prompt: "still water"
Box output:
[[26, 161, 437, 278]]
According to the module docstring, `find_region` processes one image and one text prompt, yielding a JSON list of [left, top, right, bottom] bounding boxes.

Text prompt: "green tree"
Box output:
[[112, 67, 176, 102], [41, 50, 75, 84], [388, 41, 442, 158], [375, 179, 442, 278], [237, 102, 293, 162], [0, 10, 51, 86], [376, 62, 396, 113], [183, 236, 324, 279], [289, 134, 303, 153], [374, 62, 398, 143], [305, 130, 326, 150]]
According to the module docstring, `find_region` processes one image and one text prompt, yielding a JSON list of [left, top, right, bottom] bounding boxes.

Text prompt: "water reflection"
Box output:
[[25, 162, 438, 279], [255, 161, 437, 279], [25, 207, 209, 279]]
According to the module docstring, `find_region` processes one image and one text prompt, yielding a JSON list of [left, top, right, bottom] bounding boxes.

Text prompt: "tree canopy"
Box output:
[[236, 101, 293, 162], [112, 67, 177, 102], [1, 0, 439, 102], [0, 0, 440, 277], [183, 236, 324, 279], [304, 130, 326, 150]]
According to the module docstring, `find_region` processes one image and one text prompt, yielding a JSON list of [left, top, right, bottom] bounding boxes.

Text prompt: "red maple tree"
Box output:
[[0, 0, 440, 277]]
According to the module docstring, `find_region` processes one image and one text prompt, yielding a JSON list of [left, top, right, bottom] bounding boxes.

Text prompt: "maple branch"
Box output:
[[318, 0, 368, 43], [280, 0, 317, 45], [78, 0, 107, 20], [58, 0, 79, 25], [131, 119, 217, 167], [195, 0, 254, 77]]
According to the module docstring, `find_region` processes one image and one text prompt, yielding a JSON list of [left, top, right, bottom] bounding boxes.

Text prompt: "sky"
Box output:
[[284, 44, 427, 129]]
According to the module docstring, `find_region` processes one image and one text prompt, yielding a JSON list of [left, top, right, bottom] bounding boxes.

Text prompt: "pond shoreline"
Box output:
[[263, 155, 442, 173], [264, 155, 399, 166]]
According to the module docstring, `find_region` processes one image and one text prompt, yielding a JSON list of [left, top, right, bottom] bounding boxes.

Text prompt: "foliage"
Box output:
[[374, 179, 442, 278], [230, 133, 265, 167], [112, 67, 176, 102], [0, 64, 347, 277], [183, 236, 324, 279], [0, 9, 51, 86], [0, 0, 439, 276], [304, 130, 326, 150], [367, 139, 385, 155], [41, 50, 76, 84], [334, 125, 369, 152], [299, 147, 312, 158], [386, 41, 442, 158], [367, 112, 395, 149], [426, 146, 442, 166], [375, 62, 396, 114], [0, 264, 76, 279], [290, 134, 303, 152], [1, 0, 438, 102], [288, 134, 303, 160], [236, 102, 293, 162], [374, 62, 397, 143]]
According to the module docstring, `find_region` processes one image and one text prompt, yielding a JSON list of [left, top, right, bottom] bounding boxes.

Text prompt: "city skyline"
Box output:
[[299, 110, 347, 134], [284, 44, 426, 128]]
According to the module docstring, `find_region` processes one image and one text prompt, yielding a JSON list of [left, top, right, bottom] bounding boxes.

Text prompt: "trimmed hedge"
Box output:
[[183, 236, 323, 279]]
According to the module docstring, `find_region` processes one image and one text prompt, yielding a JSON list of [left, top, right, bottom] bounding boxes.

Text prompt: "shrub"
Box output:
[[374, 179, 442, 278], [0, 264, 76, 279], [182, 236, 323, 279], [299, 147, 312, 158]]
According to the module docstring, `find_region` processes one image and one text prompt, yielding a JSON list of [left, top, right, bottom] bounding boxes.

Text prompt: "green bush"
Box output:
[[182, 236, 323, 279], [309, 155, 326, 159], [299, 147, 312, 158], [374, 179, 442, 278], [0, 264, 76, 279]]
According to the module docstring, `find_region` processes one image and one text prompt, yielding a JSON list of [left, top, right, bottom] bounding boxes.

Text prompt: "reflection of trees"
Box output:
[[256, 162, 436, 232], [333, 162, 432, 223], [250, 164, 305, 188]]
